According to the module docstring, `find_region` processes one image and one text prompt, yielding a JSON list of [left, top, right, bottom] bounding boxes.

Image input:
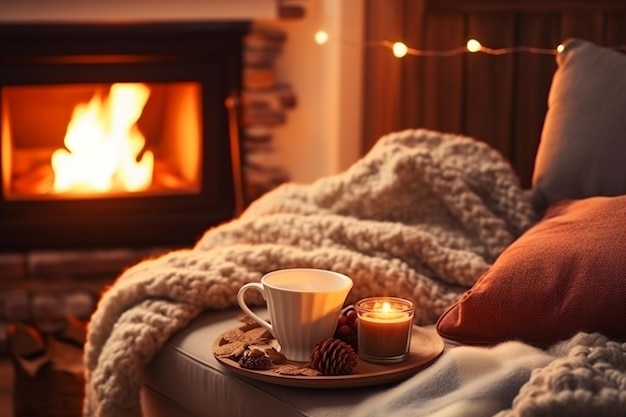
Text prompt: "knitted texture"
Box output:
[[83, 129, 535, 417], [495, 333, 626, 417]]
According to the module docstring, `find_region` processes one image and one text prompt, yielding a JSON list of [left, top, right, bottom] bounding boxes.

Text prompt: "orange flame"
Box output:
[[51, 83, 154, 194]]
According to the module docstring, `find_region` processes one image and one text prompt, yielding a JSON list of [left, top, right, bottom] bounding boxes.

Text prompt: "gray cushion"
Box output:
[[142, 308, 389, 417], [531, 38, 626, 212]]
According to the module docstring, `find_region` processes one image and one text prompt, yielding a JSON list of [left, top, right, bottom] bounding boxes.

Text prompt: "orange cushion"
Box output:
[[436, 195, 626, 347]]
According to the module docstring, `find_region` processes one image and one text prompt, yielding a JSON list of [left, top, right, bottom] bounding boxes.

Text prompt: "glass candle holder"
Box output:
[[355, 297, 415, 364]]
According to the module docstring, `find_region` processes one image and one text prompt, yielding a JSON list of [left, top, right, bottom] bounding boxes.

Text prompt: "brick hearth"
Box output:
[[0, 247, 172, 351]]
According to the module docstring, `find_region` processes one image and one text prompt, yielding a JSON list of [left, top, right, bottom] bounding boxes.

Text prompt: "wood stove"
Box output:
[[0, 21, 249, 251]]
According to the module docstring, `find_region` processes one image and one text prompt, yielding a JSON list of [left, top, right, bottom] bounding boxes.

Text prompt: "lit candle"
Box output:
[[356, 297, 415, 363]]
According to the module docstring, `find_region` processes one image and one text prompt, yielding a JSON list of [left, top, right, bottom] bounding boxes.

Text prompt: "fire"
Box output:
[[51, 83, 154, 194]]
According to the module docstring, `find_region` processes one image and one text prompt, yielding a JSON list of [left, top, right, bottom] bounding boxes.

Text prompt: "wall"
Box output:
[[268, 0, 364, 184]]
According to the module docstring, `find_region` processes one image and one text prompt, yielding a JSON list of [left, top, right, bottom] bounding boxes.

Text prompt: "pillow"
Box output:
[[531, 38, 626, 213], [436, 195, 626, 348]]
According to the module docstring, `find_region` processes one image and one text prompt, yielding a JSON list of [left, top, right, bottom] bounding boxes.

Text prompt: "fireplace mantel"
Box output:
[[0, 0, 278, 23]]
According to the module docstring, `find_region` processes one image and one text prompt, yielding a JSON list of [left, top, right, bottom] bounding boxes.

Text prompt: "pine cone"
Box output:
[[239, 348, 272, 370], [309, 338, 358, 376]]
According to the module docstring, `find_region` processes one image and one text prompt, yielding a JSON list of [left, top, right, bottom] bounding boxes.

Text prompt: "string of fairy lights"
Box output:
[[313, 30, 566, 57], [314, 28, 626, 58]]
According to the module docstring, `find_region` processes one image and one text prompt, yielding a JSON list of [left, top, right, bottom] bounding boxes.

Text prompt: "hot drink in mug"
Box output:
[[237, 268, 353, 362]]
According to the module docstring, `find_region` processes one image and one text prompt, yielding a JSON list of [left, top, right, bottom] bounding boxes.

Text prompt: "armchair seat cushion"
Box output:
[[142, 308, 390, 417]]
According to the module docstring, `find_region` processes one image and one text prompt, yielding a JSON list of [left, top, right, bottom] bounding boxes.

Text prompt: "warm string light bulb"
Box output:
[[314, 30, 329, 45], [392, 42, 408, 58], [313, 32, 571, 57], [466, 39, 482, 53]]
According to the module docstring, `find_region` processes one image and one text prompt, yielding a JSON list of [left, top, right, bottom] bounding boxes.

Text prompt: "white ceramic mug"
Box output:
[[237, 268, 353, 362]]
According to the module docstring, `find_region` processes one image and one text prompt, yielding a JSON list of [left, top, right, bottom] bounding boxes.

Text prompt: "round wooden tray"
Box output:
[[214, 325, 444, 388]]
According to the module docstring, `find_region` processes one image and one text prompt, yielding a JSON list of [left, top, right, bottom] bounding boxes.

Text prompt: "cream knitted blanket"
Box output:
[[83, 128, 536, 417], [349, 332, 626, 417]]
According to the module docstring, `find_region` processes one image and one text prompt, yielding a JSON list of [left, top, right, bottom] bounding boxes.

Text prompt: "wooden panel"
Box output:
[[418, 12, 466, 134], [361, 2, 626, 184], [362, 0, 407, 149], [464, 13, 516, 159], [605, 12, 626, 40], [401, 0, 426, 131], [425, 0, 626, 13], [560, 11, 605, 42], [511, 13, 561, 187]]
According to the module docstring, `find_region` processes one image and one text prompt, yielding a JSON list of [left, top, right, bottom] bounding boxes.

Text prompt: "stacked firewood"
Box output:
[[241, 24, 296, 204], [7, 317, 86, 417]]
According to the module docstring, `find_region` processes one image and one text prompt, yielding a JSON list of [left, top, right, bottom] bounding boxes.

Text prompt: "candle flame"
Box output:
[[381, 301, 392, 313]]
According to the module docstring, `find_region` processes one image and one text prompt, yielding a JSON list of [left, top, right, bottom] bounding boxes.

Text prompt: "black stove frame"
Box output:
[[0, 21, 249, 251]]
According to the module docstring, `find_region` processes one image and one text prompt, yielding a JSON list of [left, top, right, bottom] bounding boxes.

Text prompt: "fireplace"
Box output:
[[0, 21, 249, 251]]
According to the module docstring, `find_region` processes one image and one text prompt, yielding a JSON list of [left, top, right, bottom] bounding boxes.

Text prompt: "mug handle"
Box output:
[[237, 282, 274, 335]]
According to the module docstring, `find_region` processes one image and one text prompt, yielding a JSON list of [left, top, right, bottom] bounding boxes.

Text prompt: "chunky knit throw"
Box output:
[[83, 129, 536, 417], [498, 333, 626, 417]]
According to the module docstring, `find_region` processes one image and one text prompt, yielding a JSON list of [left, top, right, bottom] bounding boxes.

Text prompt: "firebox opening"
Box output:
[[0, 21, 249, 251], [2, 81, 202, 201]]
